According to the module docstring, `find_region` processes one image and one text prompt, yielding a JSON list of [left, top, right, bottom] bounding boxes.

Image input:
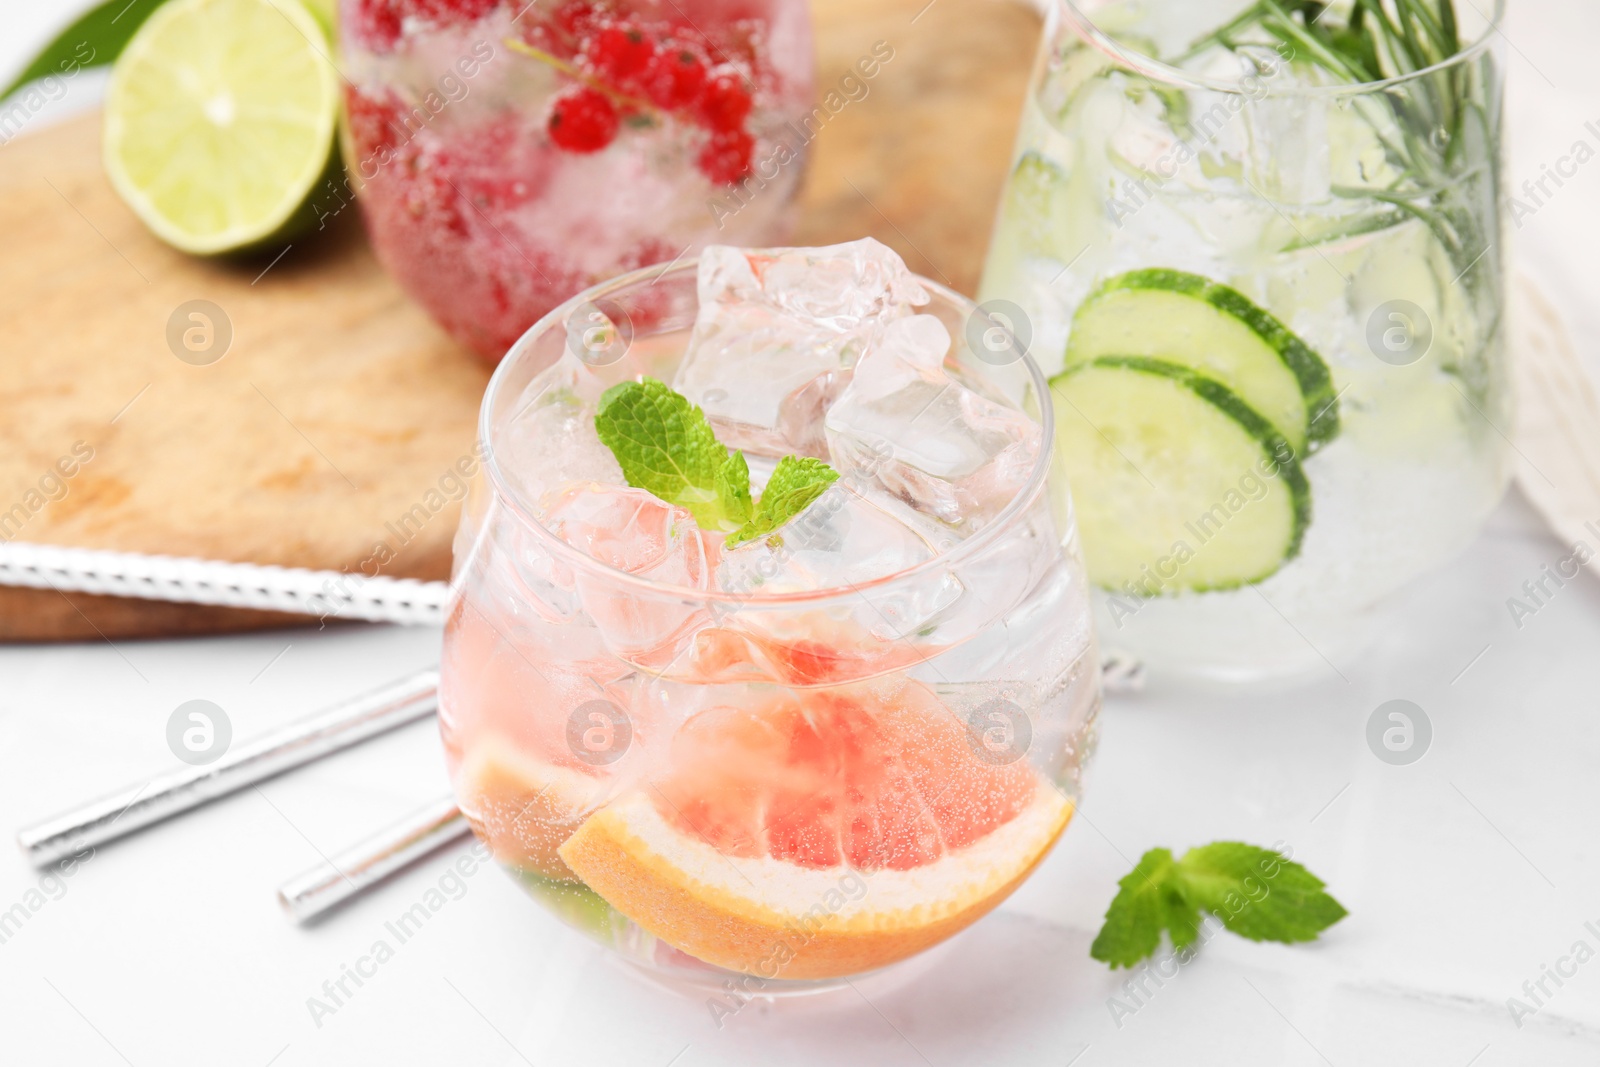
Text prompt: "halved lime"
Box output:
[[299, 0, 338, 37], [103, 0, 340, 256]]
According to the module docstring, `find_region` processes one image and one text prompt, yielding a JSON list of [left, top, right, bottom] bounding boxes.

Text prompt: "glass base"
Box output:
[[610, 931, 956, 1003], [509, 864, 955, 999], [1095, 590, 1383, 686]]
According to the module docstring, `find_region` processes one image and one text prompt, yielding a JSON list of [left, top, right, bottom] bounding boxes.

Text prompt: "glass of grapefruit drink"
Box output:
[[338, 0, 814, 361], [440, 240, 1101, 991]]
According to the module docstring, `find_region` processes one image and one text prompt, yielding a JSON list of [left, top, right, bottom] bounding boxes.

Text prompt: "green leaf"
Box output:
[[726, 456, 840, 548], [594, 378, 751, 532], [1, 0, 167, 104], [591, 379, 841, 544], [1091, 841, 1346, 969], [1177, 842, 1348, 944], [1089, 847, 1179, 969], [1437, 0, 1459, 53], [716, 450, 753, 530], [1163, 882, 1205, 950]]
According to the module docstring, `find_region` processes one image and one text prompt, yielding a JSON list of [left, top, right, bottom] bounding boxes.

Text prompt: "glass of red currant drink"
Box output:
[[339, 0, 814, 361]]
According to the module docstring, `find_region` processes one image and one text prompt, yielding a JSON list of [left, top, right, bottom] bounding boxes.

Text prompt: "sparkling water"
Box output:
[[978, 0, 1509, 679]]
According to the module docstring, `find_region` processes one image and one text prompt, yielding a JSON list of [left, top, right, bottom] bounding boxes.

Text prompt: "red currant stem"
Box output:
[[503, 38, 663, 118]]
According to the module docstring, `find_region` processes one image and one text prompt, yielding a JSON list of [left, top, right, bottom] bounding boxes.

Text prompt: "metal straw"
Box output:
[[0, 540, 448, 625], [16, 668, 441, 867], [278, 796, 470, 924]]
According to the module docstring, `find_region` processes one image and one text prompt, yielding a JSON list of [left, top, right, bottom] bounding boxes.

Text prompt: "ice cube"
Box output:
[[1243, 93, 1332, 207], [498, 353, 625, 511], [672, 239, 931, 457], [717, 482, 956, 599], [712, 482, 965, 682], [824, 314, 1044, 529], [913, 548, 1099, 783], [541, 484, 714, 668], [877, 491, 1071, 659], [919, 550, 1093, 693], [470, 500, 586, 625]]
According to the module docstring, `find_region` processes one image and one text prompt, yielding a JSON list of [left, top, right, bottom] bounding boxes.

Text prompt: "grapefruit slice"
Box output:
[[443, 599, 656, 881], [456, 738, 613, 882], [559, 677, 1073, 979], [681, 620, 939, 688]]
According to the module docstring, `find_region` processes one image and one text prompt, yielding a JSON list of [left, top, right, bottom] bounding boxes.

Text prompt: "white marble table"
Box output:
[[3, 1, 1599, 1063]]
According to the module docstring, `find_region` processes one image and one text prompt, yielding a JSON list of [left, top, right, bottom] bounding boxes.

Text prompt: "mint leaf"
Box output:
[[1091, 841, 1346, 969], [593, 379, 841, 545], [716, 450, 753, 529], [594, 378, 751, 531], [726, 456, 840, 547], [1177, 842, 1348, 944], [1089, 848, 1178, 968], [1163, 880, 1204, 950]]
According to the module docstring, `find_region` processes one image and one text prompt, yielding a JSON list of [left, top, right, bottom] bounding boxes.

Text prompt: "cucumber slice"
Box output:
[[992, 151, 1077, 261], [1050, 357, 1310, 593], [1064, 269, 1340, 453]]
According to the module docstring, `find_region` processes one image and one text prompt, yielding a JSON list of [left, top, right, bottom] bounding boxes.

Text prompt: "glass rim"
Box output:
[[476, 256, 1058, 606], [1056, 0, 1505, 98]]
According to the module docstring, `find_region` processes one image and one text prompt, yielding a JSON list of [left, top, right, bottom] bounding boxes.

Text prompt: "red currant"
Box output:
[[547, 86, 620, 152], [698, 69, 753, 131], [642, 47, 707, 110], [697, 128, 754, 184], [348, 0, 403, 51], [350, 0, 502, 49], [344, 87, 403, 154], [589, 24, 657, 91], [553, 0, 595, 32], [407, 0, 501, 25]]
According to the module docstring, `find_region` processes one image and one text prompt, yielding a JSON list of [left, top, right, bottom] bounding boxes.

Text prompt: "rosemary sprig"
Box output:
[[1184, 0, 1494, 293]]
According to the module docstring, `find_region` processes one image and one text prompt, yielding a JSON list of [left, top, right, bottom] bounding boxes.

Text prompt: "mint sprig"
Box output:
[[594, 379, 839, 543], [594, 378, 752, 532], [1090, 842, 1346, 969], [726, 456, 839, 547]]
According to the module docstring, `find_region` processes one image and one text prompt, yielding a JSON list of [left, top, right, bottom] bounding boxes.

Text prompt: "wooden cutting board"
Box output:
[[0, 0, 1041, 641]]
